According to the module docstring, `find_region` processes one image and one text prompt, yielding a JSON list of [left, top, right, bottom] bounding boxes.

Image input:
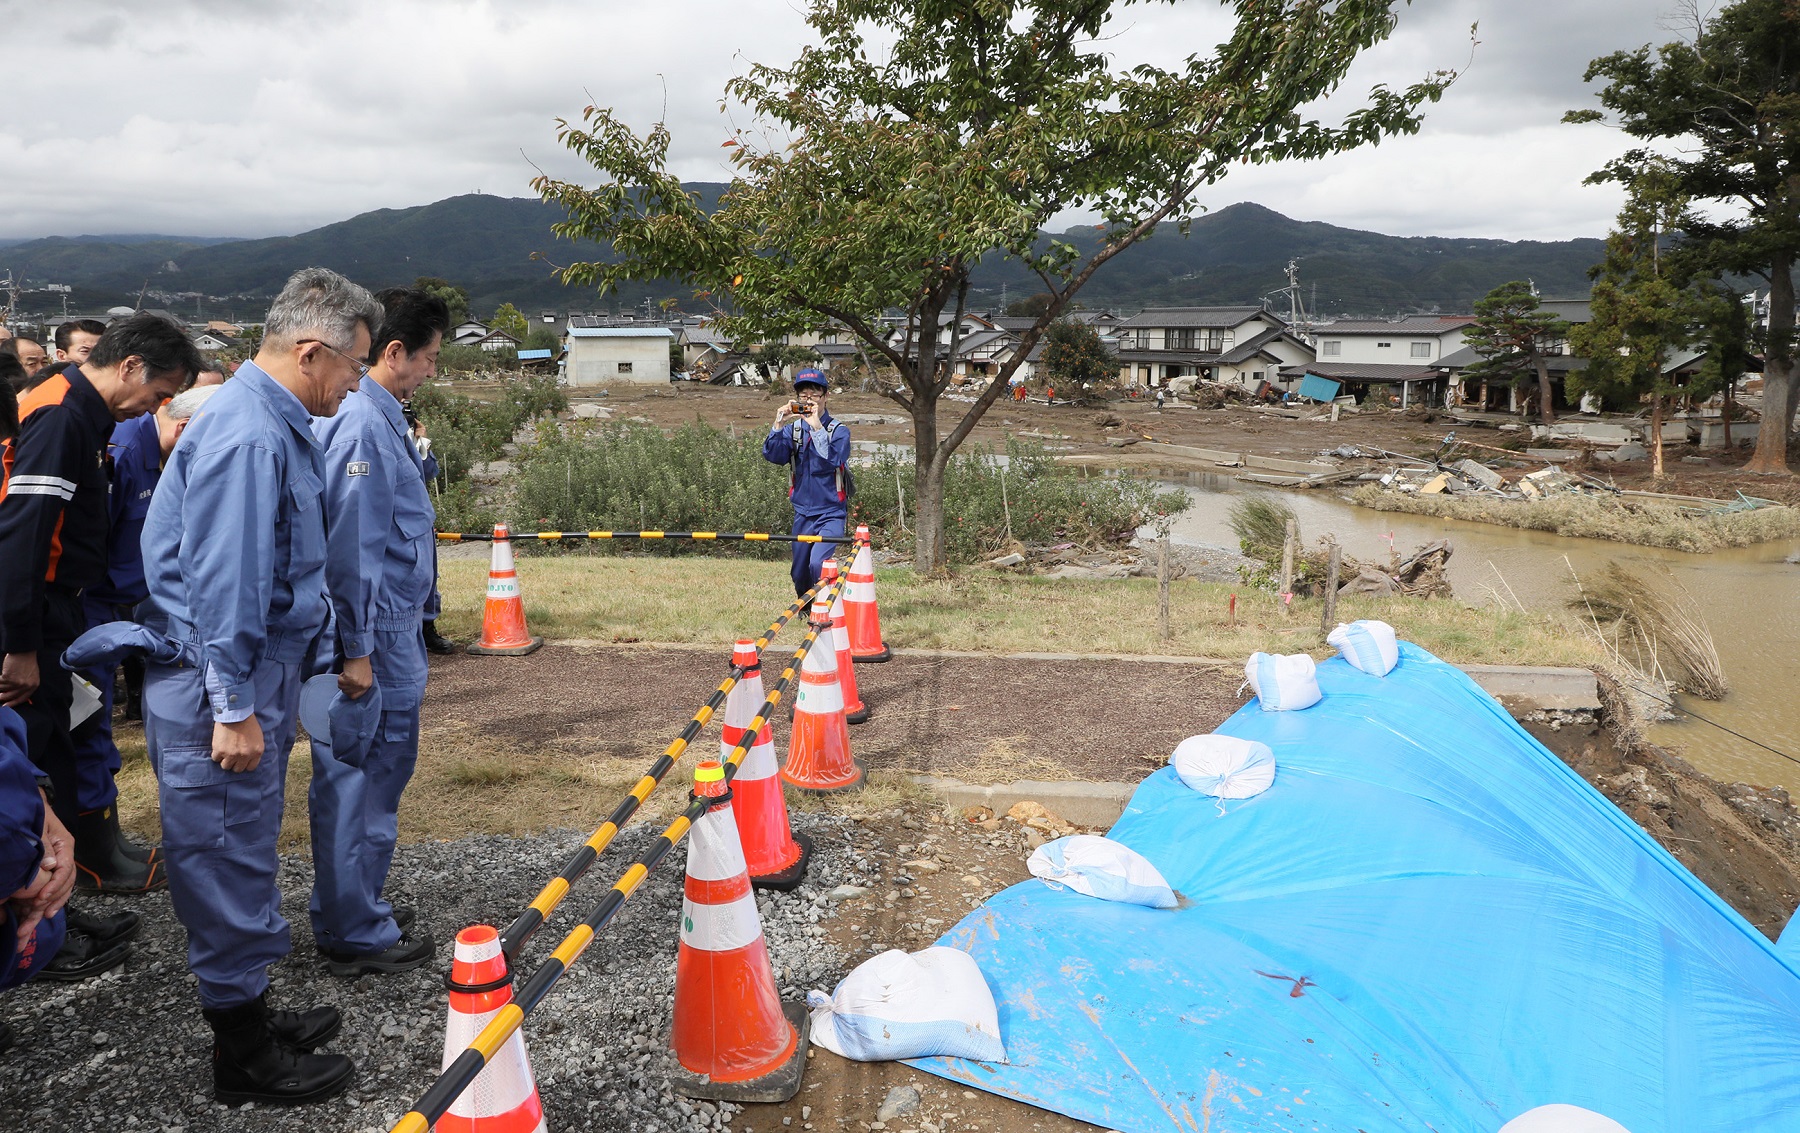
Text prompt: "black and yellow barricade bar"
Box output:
[[387, 586, 843, 1133], [436, 529, 862, 545], [495, 580, 823, 961]]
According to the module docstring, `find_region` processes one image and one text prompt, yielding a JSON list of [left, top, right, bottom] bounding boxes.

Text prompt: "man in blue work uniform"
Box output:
[[68, 385, 218, 893], [0, 315, 197, 981], [308, 287, 446, 977], [763, 368, 851, 596], [139, 268, 380, 1105], [0, 704, 79, 1052]]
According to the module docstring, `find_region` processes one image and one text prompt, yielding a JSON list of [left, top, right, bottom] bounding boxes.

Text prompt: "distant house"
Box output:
[[563, 319, 673, 386], [1309, 316, 1476, 366], [516, 348, 556, 371], [1114, 307, 1312, 391], [1430, 304, 1583, 414], [191, 330, 242, 353], [471, 329, 523, 354], [448, 320, 491, 347]]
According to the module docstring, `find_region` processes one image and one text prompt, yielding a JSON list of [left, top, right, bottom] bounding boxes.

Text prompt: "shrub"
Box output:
[[510, 420, 793, 557], [412, 375, 569, 485], [847, 438, 1189, 562]]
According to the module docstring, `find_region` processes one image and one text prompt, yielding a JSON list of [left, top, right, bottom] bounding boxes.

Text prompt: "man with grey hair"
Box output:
[[139, 267, 380, 1105]]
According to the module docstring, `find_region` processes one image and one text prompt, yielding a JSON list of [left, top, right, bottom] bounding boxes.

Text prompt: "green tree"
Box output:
[[523, 324, 561, 354], [415, 276, 470, 326], [490, 302, 529, 341], [748, 342, 823, 386], [1463, 281, 1570, 424], [1042, 320, 1116, 389], [536, 0, 1455, 572], [1566, 0, 1800, 473], [1568, 167, 1715, 480], [1005, 293, 1055, 318]]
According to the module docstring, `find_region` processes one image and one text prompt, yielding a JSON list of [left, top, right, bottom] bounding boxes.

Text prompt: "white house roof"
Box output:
[[1313, 316, 1476, 336], [568, 326, 675, 339]]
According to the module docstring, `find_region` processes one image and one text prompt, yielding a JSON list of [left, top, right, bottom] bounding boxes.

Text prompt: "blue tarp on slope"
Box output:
[[911, 643, 1800, 1132]]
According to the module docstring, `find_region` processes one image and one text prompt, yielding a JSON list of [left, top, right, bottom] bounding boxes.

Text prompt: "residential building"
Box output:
[[1309, 316, 1476, 366], [563, 319, 673, 386], [1114, 306, 1313, 391]]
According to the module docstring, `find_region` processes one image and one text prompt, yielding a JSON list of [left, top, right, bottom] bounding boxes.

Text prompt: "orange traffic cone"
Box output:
[[723, 640, 811, 891], [669, 761, 810, 1102], [437, 925, 546, 1133], [844, 527, 891, 663], [466, 523, 543, 656], [818, 561, 869, 724], [780, 599, 862, 793]]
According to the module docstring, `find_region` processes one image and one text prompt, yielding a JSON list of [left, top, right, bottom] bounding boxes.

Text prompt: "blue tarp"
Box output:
[[913, 643, 1800, 1132]]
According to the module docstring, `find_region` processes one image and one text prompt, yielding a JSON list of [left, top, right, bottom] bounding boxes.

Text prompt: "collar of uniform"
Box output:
[[62, 364, 118, 434], [236, 359, 320, 447], [356, 372, 409, 440], [111, 408, 162, 474]]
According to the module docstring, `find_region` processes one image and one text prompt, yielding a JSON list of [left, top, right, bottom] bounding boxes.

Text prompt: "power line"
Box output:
[[1627, 681, 1800, 771]]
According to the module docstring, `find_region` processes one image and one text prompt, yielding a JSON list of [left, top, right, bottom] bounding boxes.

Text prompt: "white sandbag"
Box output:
[[1243, 652, 1321, 711], [1171, 734, 1276, 799], [1327, 619, 1400, 676], [806, 947, 1007, 1063], [1028, 835, 1177, 908], [1498, 1105, 1632, 1133]]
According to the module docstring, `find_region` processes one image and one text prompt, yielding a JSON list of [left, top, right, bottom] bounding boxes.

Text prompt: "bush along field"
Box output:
[[418, 394, 1187, 566]]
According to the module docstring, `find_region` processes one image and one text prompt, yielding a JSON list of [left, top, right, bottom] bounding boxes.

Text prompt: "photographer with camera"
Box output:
[[762, 368, 851, 597]]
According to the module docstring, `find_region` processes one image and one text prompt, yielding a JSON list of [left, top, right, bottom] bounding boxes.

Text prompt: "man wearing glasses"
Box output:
[[139, 267, 381, 1106]]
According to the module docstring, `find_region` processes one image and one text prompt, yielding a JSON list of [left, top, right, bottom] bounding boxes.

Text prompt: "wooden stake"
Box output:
[[1321, 542, 1341, 634], [1157, 532, 1172, 642], [1279, 518, 1297, 617]]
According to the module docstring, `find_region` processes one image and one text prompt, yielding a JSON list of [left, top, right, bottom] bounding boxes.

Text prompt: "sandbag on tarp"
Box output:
[[909, 642, 1800, 1133]]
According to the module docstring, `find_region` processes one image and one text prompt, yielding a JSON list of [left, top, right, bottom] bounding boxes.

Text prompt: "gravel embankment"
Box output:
[[1, 814, 870, 1133]]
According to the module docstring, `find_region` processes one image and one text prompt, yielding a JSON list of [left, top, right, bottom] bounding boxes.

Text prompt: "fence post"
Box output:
[[1321, 541, 1341, 634], [1157, 533, 1172, 643], [1279, 518, 1297, 617]]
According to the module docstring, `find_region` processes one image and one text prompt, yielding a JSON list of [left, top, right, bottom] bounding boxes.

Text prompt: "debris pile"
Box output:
[[1374, 460, 1617, 501]]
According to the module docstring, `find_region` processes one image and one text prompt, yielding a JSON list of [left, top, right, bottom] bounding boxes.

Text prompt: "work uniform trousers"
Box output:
[[308, 625, 426, 956], [15, 590, 85, 830], [145, 659, 301, 1010], [790, 511, 847, 597], [70, 597, 133, 813]]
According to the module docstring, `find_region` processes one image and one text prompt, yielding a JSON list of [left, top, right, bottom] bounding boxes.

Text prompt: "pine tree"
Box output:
[[1464, 281, 1570, 424]]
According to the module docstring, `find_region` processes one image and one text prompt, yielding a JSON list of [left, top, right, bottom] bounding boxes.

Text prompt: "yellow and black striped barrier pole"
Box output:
[[436, 529, 859, 544], [387, 583, 843, 1133], [495, 581, 822, 960]]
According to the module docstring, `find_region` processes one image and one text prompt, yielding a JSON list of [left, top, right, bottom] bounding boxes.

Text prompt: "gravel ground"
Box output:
[[0, 812, 871, 1133]]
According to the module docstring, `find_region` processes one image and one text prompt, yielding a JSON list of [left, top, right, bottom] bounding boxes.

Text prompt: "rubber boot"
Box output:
[[72, 805, 165, 894], [204, 995, 354, 1106]]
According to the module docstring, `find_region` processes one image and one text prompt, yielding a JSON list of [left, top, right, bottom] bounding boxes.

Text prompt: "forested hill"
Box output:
[[0, 192, 1602, 318]]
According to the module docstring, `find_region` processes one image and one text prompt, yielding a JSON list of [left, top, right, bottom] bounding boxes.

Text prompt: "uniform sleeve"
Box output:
[[180, 443, 282, 723], [0, 406, 83, 655], [0, 708, 46, 899], [320, 426, 394, 660], [762, 425, 795, 466], [828, 423, 851, 468]]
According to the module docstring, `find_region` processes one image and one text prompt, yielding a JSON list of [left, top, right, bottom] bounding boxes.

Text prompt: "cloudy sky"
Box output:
[[0, 0, 1682, 243]]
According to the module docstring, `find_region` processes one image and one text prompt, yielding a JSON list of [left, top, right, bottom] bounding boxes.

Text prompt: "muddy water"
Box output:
[[1148, 470, 1800, 793]]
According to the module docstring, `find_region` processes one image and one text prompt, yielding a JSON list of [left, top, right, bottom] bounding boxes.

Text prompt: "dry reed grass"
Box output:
[[1566, 562, 1728, 700], [1350, 485, 1800, 552]]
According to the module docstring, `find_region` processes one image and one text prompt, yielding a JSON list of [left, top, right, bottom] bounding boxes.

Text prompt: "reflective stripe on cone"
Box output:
[[438, 926, 547, 1133], [844, 528, 890, 662], [722, 640, 809, 887]]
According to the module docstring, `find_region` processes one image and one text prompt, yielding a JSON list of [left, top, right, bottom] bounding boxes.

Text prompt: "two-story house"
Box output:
[[1114, 307, 1314, 392], [1285, 316, 1476, 408]]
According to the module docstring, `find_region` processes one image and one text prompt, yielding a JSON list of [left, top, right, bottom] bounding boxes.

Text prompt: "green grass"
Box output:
[[436, 552, 1609, 669], [1350, 484, 1800, 552]]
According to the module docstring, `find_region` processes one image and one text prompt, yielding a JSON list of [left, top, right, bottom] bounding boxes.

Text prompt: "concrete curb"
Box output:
[[909, 775, 1142, 828]]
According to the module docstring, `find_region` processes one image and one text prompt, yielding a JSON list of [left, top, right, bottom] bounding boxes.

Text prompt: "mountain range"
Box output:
[[0, 191, 1605, 321]]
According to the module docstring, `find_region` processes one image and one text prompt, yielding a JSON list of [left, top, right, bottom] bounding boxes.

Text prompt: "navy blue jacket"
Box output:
[[89, 410, 161, 608], [762, 414, 851, 517]]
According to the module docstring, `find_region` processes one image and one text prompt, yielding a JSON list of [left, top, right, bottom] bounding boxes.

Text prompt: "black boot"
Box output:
[[72, 805, 166, 894], [421, 620, 459, 655], [63, 908, 140, 949], [204, 995, 354, 1106], [265, 997, 341, 1052]]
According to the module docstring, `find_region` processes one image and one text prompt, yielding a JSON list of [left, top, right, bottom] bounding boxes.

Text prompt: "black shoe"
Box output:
[[265, 996, 341, 1052], [71, 806, 166, 894], [322, 929, 435, 978], [422, 621, 459, 655], [204, 996, 354, 1107], [390, 904, 416, 933], [63, 908, 140, 950], [38, 932, 131, 983]]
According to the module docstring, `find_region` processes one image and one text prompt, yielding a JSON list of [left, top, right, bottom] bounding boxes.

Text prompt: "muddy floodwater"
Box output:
[[1149, 471, 1800, 793]]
